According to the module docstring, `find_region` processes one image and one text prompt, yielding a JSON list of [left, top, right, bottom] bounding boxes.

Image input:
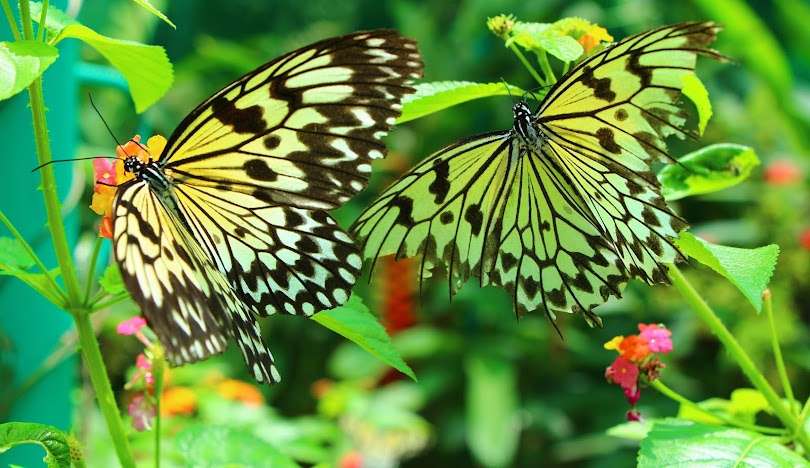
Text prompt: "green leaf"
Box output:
[[465, 353, 520, 468], [659, 144, 760, 201], [397, 81, 525, 124], [54, 24, 172, 112], [130, 0, 176, 29], [681, 73, 712, 135], [0, 422, 75, 468], [312, 294, 415, 380], [729, 388, 770, 417], [0, 237, 36, 270], [606, 420, 654, 441], [176, 425, 298, 468], [99, 263, 125, 296], [677, 397, 729, 425], [0, 40, 59, 100], [29, 2, 77, 35], [677, 232, 779, 313], [538, 35, 583, 62], [638, 418, 806, 467]]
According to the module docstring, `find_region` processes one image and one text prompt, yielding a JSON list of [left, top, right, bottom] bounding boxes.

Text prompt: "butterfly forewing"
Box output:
[[160, 29, 423, 210], [113, 182, 280, 382]]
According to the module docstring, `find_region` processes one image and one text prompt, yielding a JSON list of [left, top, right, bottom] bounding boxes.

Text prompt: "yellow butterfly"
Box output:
[[111, 30, 422, 382]]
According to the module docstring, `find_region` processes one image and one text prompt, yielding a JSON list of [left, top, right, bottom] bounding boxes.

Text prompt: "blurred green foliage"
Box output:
[[4, 0, 810, 466]]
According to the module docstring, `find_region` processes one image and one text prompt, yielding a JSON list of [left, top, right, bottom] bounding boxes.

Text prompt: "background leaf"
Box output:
[[638, 419, 805, 467], [312, 294, 415, 380], [398, 81, 525, 124], [659, 144, 760, 201], [465, 353, 520, 467], [54, 24, 172, 112], [0, 237, 37, 270], [98, 263, 125, 296], [175, 425, 298, 468], [677, 232, 779, 312], [0, 422, 74, 468], [538, 35, 582, 62], [0, 40, 59, 100], [29, 2, 77, 35], [130, 0, 176, 29], [681, 74, 712, 135]]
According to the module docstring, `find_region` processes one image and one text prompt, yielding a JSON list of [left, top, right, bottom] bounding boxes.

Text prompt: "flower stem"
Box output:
[[508, 43, 546, 87], [152, 350, 165, 468], [534, 50, 556, 85], [90, 292, 131, 313], [74, 310, 135, 468], [762, 289, 796, 413], [668, 265, 810, 454], [35, 0, 47, 41], [19, 0, 82, 307], [650, 379, 785, 435], [0, 0, 21, 41]]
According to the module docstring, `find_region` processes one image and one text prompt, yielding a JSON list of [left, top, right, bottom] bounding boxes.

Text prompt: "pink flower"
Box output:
[[638, 323, 673, 353], [626, 409, 642, 422], [135, 353, 154, 385], [127, 394, 155, 431], [117, 316, 147, 336], [93, 158, 117, 185], [623, 386, 641, 405], [605, 357, 639, 391]]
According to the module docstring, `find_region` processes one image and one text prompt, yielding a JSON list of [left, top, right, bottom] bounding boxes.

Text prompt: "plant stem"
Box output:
[[796, 397, 810, 440], [20, 0, 82, 307], [35, 0, 47, 41], [763, 289, 796, 413], [74, 310, 135, 468], [650, 379, 785, 435], [152, 349, 165, 468], [534, 50, 556, 85], [508, 43, 546, 87], [0, 208, 65, 302], [90, 292, 131, 313], [0, 0, 21, 41], [668, 265, 810, 455], [83, 237, 103, 304]]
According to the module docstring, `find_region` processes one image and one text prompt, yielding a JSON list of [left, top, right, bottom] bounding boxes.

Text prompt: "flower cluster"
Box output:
[[550, 17, 613, 54], [604, 323, 673, 421], [90, 135, 167, 238]]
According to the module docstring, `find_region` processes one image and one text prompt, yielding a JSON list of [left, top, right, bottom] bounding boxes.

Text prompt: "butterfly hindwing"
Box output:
[[171, 183, 361, 317], [113, 181, 280, 382]]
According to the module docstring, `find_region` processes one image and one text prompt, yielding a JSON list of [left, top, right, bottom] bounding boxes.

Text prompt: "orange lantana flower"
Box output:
[[89, 135, 168, 238], [617, 335, 650, 362], [216, 379, 265, 407], [161, 386, 197, 416]]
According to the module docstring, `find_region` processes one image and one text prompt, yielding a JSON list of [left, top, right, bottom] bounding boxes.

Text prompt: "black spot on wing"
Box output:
[[464, 204, 483, 236], [428, 158, 451, 204], [244, 159, 279, 181], [210, 96, 266, 134], [580, 65, 616, 102]]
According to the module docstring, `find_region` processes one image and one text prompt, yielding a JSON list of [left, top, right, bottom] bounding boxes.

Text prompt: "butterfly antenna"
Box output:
[[88, 93, 130, 157], [500, 77, 516, 103], [31, 155, 124, 172]]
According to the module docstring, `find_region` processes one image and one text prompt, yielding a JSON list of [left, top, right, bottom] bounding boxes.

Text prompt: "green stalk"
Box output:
[[534, 49, 556, 84], [507, 43, 546, 87], [19, 0, 82, 307], [18, 1, 136, 466], [90, 292, 131, 313], [650, 379, 785, 435], [796, 397, 810, 440], [0, 208, 65, 302], [763, 289, 796, 413], [152, 349, 165, 468], [668, 265, 810, 455], [1, 0, 21, 41], [83, 237, 104, 304], [74, 311, 135, 468], [35, 0, 46, 41]]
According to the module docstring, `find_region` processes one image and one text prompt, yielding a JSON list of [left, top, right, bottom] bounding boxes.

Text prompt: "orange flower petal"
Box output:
[[161, 386, 198, 416]]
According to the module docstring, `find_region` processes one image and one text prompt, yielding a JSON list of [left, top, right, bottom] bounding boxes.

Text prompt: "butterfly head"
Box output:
[[512, 101, 541, 145], [123, 156, 145, 175]]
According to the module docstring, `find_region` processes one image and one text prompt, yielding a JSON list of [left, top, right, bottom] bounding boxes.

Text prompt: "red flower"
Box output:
[[800, 228, 810, 251], [764, 160, 802, 185], [623, 386, 641, 405], [605, 357, 639, 391], [626, 409, 642, 422], [339, 451, 363, 468], [638, 323, 672, 354], [618, 335, 650, 362]]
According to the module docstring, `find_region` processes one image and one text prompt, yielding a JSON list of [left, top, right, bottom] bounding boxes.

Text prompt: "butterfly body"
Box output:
[[353, 22, 722, 326], [111, 30, 423, 382]]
